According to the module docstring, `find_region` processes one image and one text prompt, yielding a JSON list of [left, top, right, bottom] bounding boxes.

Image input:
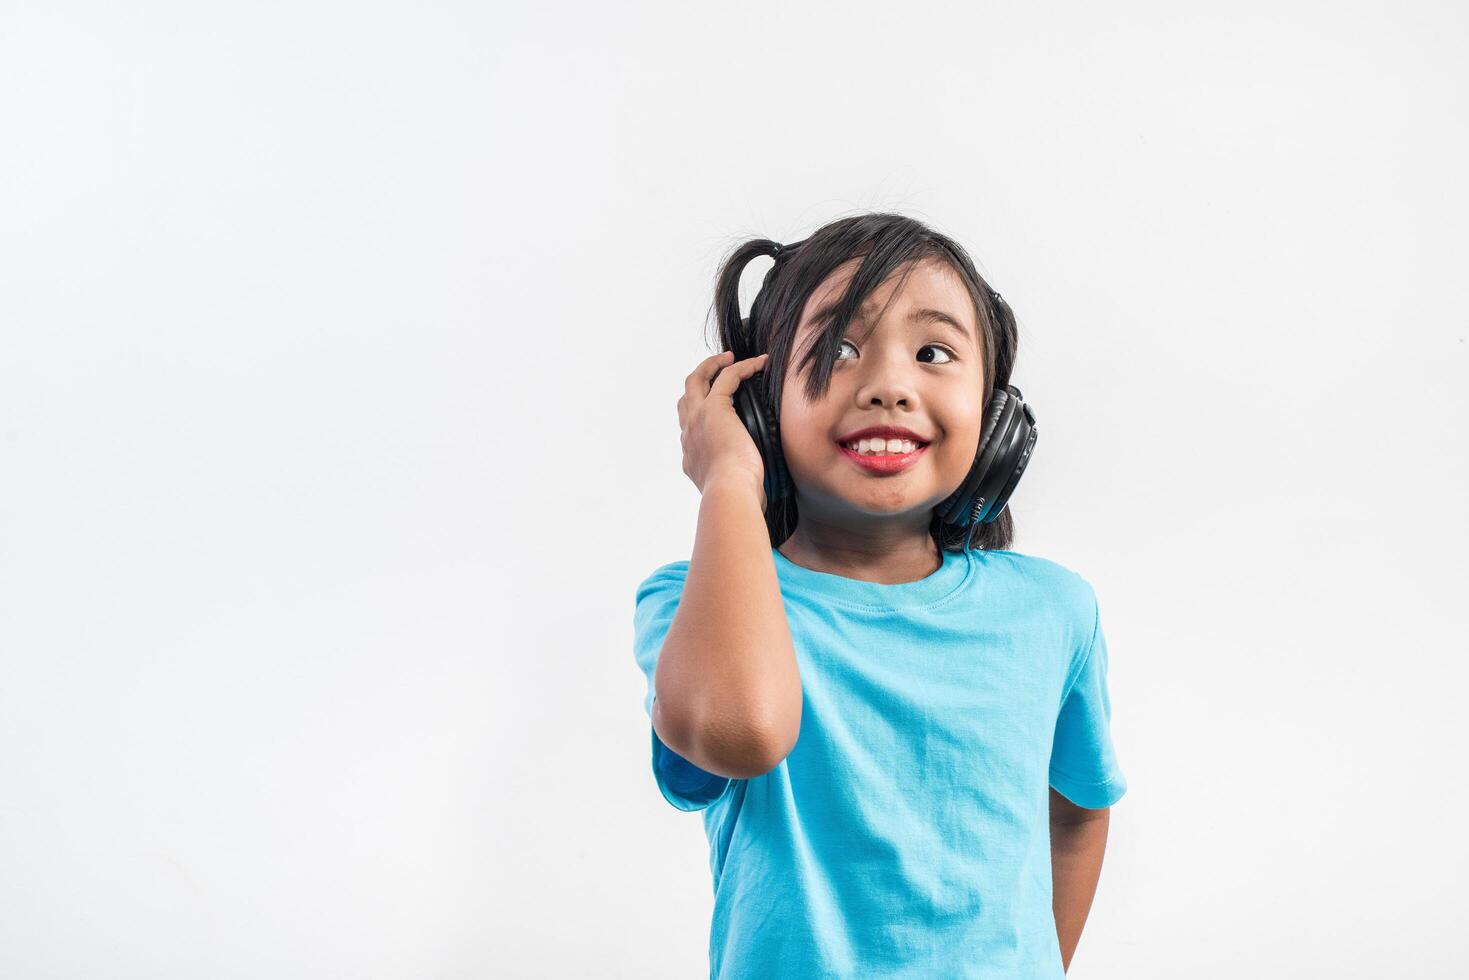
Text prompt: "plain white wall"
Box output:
[[2, 1, 1465, 976]]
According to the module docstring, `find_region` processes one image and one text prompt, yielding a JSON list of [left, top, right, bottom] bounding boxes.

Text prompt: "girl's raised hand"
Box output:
[[678, 350, 771, 505]]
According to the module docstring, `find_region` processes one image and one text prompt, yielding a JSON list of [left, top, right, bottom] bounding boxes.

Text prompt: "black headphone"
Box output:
[[731, 318, 1038, 552]]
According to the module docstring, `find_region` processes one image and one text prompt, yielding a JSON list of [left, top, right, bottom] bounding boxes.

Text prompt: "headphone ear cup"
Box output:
[[937, 386, 1038, 530], [984, 412, 1036, 521], [937, 388, 1012, 525], [732, 369, 790, 512]]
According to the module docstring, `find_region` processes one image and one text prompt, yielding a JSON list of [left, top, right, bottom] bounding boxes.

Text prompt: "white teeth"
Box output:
[[844, 438, 919, 455]]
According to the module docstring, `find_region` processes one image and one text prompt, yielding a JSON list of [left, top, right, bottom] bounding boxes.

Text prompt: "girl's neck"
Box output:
[[776, 522, 943, 586]]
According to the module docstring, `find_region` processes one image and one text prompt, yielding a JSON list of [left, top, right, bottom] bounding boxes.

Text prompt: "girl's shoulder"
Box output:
[[974, 547, 1098, 608], [635, 559, 690, 600]]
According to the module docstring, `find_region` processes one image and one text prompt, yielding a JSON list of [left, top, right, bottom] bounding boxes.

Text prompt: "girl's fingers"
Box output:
[[684, 350, 734, 401], [709, 353, 769, 398]]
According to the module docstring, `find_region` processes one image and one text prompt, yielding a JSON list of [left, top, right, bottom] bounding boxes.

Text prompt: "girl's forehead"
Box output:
[[798, 256, 968, 334], [799, 257, 867, 324]]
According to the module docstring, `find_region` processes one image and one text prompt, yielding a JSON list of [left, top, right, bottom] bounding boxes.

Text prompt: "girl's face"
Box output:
[[778, 256, 988, 531]]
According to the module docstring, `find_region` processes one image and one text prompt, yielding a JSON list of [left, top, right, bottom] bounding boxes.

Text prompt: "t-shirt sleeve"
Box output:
[[633, 563, 734, 812], [1048, 591, 1128, 809]]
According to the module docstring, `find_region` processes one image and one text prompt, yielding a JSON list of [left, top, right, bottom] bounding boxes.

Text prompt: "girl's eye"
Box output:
[[918, 344, 956, 364], [835, 340, 956, 364]]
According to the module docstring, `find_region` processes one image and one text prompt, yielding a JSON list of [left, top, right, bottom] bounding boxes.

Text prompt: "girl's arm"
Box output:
[[653, 473, 803, 780], [1049, 788, 1111, 972]]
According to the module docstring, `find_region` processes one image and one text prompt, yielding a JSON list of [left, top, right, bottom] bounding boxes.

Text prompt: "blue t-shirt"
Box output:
[[632, 546, 1126, 979]]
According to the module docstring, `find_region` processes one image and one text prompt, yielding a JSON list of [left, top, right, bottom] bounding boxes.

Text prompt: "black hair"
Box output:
[[707, 211, 1020, 552]]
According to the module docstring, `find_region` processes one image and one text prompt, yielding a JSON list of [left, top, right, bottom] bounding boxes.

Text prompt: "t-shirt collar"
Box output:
[[771, 546, 975, 611]]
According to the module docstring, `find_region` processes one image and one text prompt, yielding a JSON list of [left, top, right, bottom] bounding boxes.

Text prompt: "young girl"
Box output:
[[633, 212, 1126, 978]]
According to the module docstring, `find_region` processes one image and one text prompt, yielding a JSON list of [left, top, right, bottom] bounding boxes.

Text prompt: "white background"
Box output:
[[3, 1, 1466, 977]]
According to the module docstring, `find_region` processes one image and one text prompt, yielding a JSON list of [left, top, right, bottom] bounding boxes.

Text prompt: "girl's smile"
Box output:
[[836, 440, 930, 474]]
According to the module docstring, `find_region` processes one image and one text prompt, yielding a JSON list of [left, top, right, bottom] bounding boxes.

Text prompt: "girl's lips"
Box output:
[[837, 441, 929, 474]]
